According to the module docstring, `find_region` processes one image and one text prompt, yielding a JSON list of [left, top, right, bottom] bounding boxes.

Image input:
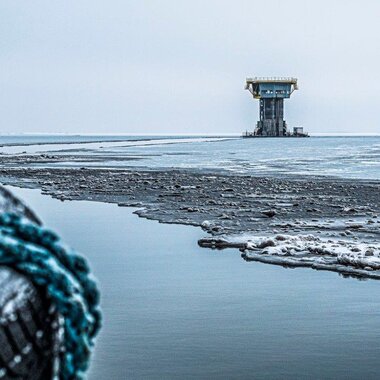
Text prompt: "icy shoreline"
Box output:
[[0, 164, 379, 279], [199, 233, 380, 279]]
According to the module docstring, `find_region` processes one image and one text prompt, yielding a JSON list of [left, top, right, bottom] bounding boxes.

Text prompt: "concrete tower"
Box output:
[[245, 77, 299, 137]]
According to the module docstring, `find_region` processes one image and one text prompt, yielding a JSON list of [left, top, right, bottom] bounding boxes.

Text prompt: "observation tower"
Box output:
[[244, 77, 307, 137]]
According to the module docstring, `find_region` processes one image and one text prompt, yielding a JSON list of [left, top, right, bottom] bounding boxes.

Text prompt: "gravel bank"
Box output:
[[0, 166, 379, 278]]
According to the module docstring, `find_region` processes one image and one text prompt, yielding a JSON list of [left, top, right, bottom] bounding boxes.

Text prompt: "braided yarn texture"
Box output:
[[0, 213, 101, 379]]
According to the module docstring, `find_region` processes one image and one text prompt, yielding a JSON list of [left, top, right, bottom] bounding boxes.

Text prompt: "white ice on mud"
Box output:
[[200, 233, 380, 279]]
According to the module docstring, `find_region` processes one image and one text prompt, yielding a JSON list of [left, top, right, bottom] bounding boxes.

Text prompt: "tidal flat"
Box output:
[[1, 164, 379, 279], [2, 136, 380, 379]]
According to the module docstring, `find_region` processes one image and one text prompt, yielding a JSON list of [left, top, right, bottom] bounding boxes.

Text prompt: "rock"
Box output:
[[257, 239, 276, 248], [201, 221, 211, 229], [261, 210, 276, 218], [342, 207, 358, 213]]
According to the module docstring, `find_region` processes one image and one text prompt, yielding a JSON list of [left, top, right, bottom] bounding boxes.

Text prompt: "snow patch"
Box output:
[[198, 233, 380, 279]]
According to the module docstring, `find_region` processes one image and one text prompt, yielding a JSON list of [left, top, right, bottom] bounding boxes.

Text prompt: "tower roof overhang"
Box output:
[[245, 77, 298, 99], [245, 77, 298, 86]]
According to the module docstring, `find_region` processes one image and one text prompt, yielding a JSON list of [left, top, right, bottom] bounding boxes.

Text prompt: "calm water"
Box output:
[[8, 186, 380, 380], [2, 135, 379, 180]]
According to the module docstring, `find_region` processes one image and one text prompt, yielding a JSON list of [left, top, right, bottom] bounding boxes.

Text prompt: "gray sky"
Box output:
[[1, 1, 379, 135]]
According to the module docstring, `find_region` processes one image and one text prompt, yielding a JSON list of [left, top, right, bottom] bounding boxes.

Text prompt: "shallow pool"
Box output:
[[8, 186, 380, 380]]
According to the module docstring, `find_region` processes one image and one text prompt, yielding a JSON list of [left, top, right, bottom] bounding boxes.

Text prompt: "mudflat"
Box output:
[[1, 165, 379, 278]]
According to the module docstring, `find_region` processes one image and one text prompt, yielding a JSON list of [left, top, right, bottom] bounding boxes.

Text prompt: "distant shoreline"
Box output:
[[0, 133, 379, 148], [0, 134, 235, 147], [0, 137, 153, 147]]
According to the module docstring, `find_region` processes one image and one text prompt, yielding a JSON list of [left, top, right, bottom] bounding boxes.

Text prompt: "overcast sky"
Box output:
[[1, 1, 379, 135]]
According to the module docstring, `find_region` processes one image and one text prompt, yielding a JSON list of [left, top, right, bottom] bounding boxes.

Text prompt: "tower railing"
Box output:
[[246, 77, 297, 83]]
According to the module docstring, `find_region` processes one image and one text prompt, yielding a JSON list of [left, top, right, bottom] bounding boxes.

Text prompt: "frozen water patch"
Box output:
[[198, 233, 380, 279]]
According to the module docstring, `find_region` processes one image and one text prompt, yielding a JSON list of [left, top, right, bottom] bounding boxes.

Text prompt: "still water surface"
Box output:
[[8, 186, 380, 380]]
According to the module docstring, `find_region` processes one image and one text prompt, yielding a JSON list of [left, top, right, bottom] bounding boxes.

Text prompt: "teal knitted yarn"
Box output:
[[0, 213, 101, 379]]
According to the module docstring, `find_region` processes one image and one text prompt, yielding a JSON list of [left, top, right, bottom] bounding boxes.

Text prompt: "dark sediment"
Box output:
[[0, 165, 379, 279], [0, 167, 378, 235]]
